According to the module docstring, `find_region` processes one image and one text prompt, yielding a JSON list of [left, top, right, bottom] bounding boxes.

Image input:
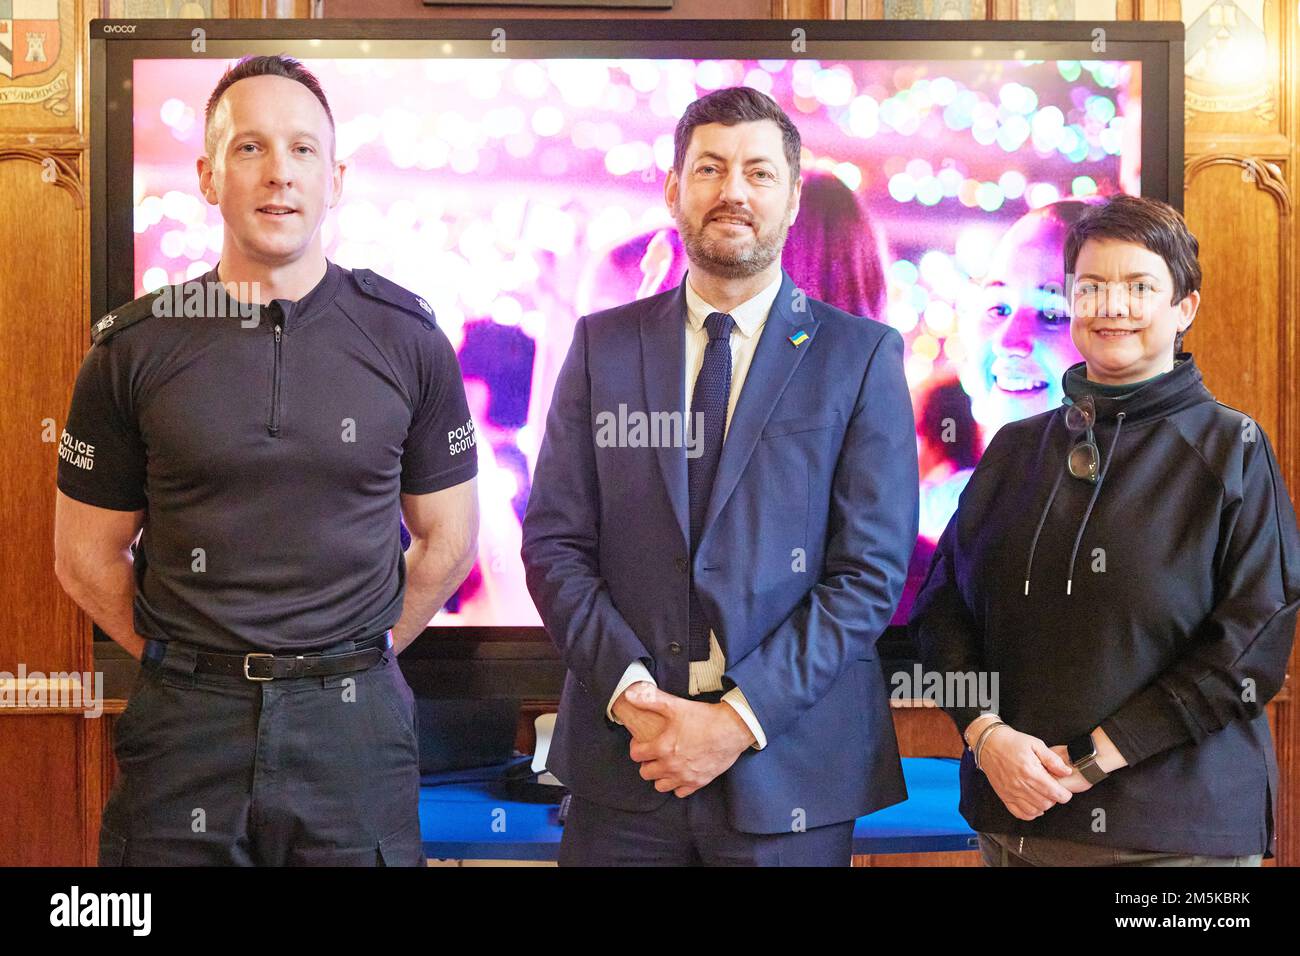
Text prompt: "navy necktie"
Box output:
[[686, 311, 734, 662]]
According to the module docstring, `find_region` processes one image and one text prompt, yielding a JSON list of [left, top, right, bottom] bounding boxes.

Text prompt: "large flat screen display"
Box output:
[[91, 20, 1184, 634]]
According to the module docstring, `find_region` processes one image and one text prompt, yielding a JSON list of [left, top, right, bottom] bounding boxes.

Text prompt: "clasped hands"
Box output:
[[970, 718, 1128, 821], [612, 681, 756, 798]]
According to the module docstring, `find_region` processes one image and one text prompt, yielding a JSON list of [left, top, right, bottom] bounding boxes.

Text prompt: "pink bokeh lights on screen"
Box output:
[[130, 55, 1141, 627]]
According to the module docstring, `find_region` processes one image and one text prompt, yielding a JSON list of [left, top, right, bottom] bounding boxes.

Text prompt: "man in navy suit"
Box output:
[[522, 87, 919, 865]]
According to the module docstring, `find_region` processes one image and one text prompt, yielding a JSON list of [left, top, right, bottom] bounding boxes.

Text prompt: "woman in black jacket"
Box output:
[[910, 195, 1300, 866]]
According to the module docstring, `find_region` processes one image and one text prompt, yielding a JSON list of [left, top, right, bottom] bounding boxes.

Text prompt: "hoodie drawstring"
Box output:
[[1023, 410, 1127, 596], [1065, 411, 1126, 595], [1023, 460, 1067, 597]]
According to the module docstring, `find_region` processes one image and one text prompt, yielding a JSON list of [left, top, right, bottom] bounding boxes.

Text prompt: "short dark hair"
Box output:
[[1063, 194, 1202, 352], [204, 55, 335, 159], [673, 87, 801, 185]]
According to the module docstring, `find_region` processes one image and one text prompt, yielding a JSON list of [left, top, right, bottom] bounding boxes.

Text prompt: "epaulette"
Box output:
[[91, 290, 164, 346], [350, 268, 436, 329]]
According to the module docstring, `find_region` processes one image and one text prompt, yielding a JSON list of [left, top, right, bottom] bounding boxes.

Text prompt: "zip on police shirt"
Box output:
[[56, 260, 479, 654], [909, 355, 1300, 857]]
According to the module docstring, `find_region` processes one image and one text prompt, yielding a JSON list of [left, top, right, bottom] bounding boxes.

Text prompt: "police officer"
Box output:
[[53, 55, 480, 865]]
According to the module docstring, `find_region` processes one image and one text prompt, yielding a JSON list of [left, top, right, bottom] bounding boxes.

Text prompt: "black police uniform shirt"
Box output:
[[56, 260, 479, 654]]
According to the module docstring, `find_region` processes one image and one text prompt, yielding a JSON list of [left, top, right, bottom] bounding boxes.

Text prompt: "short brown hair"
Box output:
[[673, 87, 801, 185], [1063, 194, 1202, 352], [204, 55, 335, 159]]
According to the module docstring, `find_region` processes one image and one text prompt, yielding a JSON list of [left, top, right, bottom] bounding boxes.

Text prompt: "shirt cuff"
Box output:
[[607, 661, 656, 724], [722, 687, 767, 750]]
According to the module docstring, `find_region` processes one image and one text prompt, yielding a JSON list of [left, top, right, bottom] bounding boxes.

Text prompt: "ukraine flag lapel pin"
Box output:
[[788, 329, 810, 348]]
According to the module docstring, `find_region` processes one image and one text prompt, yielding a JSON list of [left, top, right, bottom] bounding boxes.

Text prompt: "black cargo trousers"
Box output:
[[99, 636, 426, 866]]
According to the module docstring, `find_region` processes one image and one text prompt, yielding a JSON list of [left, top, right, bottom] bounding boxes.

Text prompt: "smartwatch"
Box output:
[[1067, 732, 1109, 784]]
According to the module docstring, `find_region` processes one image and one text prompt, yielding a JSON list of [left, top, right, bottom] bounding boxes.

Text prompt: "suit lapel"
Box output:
[[640, 281, 690, 548], [700, 270, 820, 542]]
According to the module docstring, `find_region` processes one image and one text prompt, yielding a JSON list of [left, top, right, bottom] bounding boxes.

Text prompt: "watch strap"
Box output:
[[1075, 755, 1109, 784]]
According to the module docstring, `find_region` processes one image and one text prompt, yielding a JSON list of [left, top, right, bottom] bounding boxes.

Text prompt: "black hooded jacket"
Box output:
[[910, 354, 1300, 856]]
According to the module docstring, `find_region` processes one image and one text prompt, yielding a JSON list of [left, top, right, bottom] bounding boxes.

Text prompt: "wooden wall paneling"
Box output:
[[0, 711, 89, 865], [0, 148, 89, 678], [0, 9, 92, 675], [891, 702, 965, 757], [1137, 0, 1180, 18], [0, 0, 98, 868], [857, 849, 981, 865], [1180, 0, 1299, 866], [1184, 156, 1288, 433], [1182, 158, 1294, 863]]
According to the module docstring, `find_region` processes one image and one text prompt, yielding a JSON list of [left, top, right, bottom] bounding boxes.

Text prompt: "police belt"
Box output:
[[143, 631, 394, 682]]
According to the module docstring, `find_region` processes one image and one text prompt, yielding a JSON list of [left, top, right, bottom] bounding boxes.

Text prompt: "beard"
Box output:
[[673, 197, 795, 279]]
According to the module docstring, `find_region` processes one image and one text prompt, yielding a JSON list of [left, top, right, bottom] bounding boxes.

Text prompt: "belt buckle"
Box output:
[[243, 652, 275, 681]]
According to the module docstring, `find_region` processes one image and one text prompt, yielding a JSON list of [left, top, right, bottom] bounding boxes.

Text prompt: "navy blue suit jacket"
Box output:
[[521, 270, 919, 833]]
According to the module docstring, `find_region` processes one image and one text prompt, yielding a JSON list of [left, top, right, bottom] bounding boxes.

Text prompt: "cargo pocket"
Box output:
[[377, 817, 426, 867]]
